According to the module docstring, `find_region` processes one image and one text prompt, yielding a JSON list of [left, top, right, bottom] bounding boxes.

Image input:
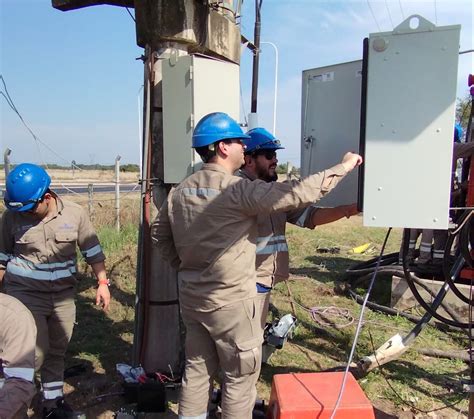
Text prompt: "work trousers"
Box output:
[[179, 297, 262, 419], [407, 229, 448, 264], [6, 287, 76, 401], [0, 295, 37, 419]]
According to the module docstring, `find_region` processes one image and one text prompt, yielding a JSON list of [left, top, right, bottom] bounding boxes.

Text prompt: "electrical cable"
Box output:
[[329, 228, 392, 419], [398, 0, 405, 19], [1, 75, 84, 171], [366, 0, 382, 32], [367, 330, 468, 414], [434, 0, 438, 25], [384, 0, 394, 30], [401, 228, 472, 329]]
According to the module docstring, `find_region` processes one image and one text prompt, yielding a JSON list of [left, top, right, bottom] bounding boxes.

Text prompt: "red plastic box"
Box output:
[[267, 372, 375, 419]]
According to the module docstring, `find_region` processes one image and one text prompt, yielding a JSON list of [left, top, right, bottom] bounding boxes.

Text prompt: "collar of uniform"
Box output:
[[55, 194, 65, 214], [238, 169, 256, 181], [201, 163, 231, 175]]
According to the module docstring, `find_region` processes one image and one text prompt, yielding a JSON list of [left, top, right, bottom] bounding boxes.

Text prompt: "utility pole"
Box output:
[[71, 160, 76, 178], [52, 0, 242, 374], [115, 155, 121, 232]]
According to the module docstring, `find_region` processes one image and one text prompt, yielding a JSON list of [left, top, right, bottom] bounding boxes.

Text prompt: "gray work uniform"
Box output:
[[239, 170, 320, 328], [0, 197, 105, 401], [152, 162, 347, 419], [0, 293, 37, 419]]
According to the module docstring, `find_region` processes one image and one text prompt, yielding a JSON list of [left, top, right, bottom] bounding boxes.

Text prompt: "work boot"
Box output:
[[42, 397, 86, 419]]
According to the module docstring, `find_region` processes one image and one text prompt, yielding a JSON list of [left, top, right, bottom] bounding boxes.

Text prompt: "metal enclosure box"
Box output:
[[301, 60, 362, 207], [162, 55, 240, 183], [362, 16, 460, 229]]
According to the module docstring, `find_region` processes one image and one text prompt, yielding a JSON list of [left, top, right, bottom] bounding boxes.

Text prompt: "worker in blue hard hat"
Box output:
[[152, 112, 362, 419], [0, 163, 110, 418], [239, 128, 359, 346]]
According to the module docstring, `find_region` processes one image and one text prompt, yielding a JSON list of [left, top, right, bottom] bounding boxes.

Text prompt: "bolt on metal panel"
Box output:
[[363, 15, 460, 229]]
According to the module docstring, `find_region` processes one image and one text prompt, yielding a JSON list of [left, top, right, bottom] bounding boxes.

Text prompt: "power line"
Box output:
[[120, 0, 135, 22], [0, 75, 83, 171], [385, 0, 394, 30], [398, 0, 405, 20], [434, 0, 438, 25], [125, 7, 135, 23], [366, 0, 382, 32]]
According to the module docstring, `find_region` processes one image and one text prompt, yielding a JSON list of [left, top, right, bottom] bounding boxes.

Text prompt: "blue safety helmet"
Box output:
[[244, 127, 285, 154], [454, 123, 463, 143], [192, 112, 250, 148], [4, 163, 51, 212]]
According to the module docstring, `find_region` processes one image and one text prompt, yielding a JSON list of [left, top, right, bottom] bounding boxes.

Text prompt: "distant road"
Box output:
[[0, 183, 140, 197]]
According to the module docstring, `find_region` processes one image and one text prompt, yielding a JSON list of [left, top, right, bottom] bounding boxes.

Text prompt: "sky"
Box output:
[[1, 0, 473, 167]]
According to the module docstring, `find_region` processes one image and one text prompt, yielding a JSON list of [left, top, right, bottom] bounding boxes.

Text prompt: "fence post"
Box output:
[[286, 161, 293, 181], [88, 183, 94, 221], [71, 160, 76, 179], [115, 155, 121, 232], [4, 148, 12, 178]]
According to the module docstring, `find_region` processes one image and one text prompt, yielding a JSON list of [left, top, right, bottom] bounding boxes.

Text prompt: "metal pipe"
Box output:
[[260, 41, 278, 136], [115, 155, 121, 232], [250, 0, 262, 113]]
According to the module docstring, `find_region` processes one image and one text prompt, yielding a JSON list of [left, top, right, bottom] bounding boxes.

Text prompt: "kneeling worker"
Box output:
[[153, 112, 362, 419], [0, 293, 37, 418]]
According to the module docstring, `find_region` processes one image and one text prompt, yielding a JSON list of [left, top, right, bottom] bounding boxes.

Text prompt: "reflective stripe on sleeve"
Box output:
[[4, 367, 35, 382], [182, 187, 220, 198], [81, 244, 102, 259]]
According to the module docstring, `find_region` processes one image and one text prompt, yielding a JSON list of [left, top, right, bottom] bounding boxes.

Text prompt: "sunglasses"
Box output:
[[252, 150, 277, 160], [8, 195, 46, 212]]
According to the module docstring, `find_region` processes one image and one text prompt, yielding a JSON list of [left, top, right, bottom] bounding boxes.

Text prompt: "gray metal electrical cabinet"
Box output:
[[363, 16, 460, 229], [162, 55, 240, 184], [301, 60, 362, 207]]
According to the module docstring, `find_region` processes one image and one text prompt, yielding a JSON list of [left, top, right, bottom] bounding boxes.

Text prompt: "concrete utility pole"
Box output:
[[52, 0, 241, 375]]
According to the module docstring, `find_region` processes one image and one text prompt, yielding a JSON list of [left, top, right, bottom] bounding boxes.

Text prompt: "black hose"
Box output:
[[402, 228, 471, 329], [442, 210, 473, 305]]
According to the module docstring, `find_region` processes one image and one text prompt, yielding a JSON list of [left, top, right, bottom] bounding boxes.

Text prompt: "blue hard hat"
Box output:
[[192, 112, 250, 148], [245, 127, 285, 154], [4, 163, 51, 212], [454, 123, 463, 143]]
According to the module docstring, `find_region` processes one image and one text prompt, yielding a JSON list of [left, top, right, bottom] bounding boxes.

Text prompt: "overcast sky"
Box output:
[[1, 0, 472, 167]]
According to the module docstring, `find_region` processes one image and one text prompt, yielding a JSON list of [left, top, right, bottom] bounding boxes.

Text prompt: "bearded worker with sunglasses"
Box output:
[[239, 128, 359, 331], [0, 163, 110, 418], [152, 112, 362, 419]]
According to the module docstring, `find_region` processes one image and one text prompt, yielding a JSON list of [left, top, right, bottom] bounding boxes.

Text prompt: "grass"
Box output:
[[13, 199, 469, 418]]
